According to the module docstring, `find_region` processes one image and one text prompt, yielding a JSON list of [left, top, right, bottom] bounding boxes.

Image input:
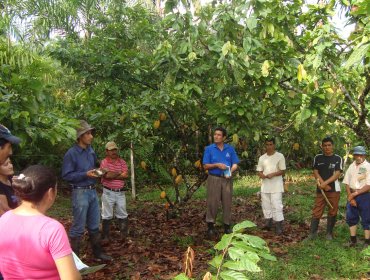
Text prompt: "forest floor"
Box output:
[[57, 191, 309, 280]]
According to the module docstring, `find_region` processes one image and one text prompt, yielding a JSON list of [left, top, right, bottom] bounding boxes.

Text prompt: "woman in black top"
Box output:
[[0, 158, 18, 215]]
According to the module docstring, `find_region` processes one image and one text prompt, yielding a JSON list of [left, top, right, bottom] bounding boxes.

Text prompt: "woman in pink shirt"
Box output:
[[0, 165, 81, 280]]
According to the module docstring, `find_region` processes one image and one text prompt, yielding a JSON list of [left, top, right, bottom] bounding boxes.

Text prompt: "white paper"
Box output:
[[72, 252, 88, 270]]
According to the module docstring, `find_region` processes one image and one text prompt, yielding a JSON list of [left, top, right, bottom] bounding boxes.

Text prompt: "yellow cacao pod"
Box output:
[[160, 191, 166, 199], [171, 168, 177, 177], [153, 120, 160, 129], [159, 113, 167, 121], [140, 161, 147, 170], [175, 175, 183, 185]]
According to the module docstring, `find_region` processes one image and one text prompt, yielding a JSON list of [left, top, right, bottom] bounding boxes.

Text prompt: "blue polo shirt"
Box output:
[[203, 143, 240, 176], [62, 144, 98, 187]]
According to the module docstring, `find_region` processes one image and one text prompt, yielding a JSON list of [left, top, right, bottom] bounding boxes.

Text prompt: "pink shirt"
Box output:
[[0, 211, 72, 280], [100, 157, 128, 189]]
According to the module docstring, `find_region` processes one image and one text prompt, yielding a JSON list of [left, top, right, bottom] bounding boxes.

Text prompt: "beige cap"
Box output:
[[105, 141, 118, 150]]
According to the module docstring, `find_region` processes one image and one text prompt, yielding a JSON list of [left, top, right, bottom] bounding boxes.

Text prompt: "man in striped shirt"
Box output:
[[100, 141, 129, 240]]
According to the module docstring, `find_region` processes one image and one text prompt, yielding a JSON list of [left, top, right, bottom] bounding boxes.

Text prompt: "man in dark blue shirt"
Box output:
[[62, 120, 112, 261], [203, 127, 239, 238]]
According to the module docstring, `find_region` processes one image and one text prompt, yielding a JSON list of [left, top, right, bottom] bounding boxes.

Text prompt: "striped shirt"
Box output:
[[100, 157, 128, 189]]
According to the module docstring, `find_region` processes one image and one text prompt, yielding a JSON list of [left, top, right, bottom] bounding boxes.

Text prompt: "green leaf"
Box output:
[[215, 233, 233, 250], [259, 252, 277, 261], [173, 273, 190, 280], [301, 108, 311, 121], [222, 41, 232, 56], [209, 254, 223, 268], [345, 43, 370, 69], [246, 15, 257, 31], [241, 235, 266, 249], [237, 108, 245, 116], [219, 270, 249, 280], [228, 247, 245, 260], [233, 220, 256, 232]]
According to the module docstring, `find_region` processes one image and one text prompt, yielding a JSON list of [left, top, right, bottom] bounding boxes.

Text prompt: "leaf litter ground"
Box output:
[[59, 193, 309, 280]]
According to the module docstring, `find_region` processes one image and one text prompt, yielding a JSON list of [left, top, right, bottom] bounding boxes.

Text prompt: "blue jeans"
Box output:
[[346, 192, 370, 230], [69, 189, 100, 238]]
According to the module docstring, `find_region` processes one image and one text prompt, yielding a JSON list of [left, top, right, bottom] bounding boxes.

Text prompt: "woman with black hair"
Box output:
[[0, 165, 81, 280], [0, 158, 18, 215]]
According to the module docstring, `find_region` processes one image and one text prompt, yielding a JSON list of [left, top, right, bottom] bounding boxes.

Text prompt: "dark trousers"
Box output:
[[346, 192, 370, 230], [206, 175, 233, 225]]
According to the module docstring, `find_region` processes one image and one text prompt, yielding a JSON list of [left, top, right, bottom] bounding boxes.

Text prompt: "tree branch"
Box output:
[[327, 111, 356, 130], [325, 62, 360, 115]]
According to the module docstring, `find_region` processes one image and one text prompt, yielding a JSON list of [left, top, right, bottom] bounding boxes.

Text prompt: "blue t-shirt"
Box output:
[[62, 144, 98, 187], [202, 143, 240, 176]]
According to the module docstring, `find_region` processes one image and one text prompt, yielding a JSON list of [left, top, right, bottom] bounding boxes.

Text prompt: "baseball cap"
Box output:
[[0, 124, 21, 144], [105, 141, 118, 150]]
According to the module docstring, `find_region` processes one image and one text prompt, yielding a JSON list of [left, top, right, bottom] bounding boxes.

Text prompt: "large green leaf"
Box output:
[[233, 220, 256, 232], [220, 270, 249, 280]]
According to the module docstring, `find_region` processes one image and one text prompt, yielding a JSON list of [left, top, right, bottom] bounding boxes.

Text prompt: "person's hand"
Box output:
[[348, 192, 357, 201], [217, 163, 227, 170], [266, 173, 274, 179], [350, 199, 357, 207], [87, 169, 99, 178], [323, 185, 331, 191]]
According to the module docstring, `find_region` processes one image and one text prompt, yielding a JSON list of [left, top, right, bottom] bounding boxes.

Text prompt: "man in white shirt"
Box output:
[[343, 146, 370, 248], [257, 138, 286, 235]]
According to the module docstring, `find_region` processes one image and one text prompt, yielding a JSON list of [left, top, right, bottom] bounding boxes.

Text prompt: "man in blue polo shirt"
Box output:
[[203, 127, 239, 238], [62, 120, 112, 261]]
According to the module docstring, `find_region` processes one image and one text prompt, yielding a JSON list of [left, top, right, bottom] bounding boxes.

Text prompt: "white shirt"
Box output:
[[257, 152, 286, 193], [343, 160, 370, 190]]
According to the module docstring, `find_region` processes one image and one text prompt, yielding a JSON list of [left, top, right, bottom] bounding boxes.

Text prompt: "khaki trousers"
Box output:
[[206, 175, 233, 225], [312, 192, 340, 219]]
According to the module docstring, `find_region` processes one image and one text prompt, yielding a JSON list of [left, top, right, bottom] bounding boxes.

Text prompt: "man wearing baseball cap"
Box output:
[[343, 146, 370, 248], [62, 120, 112, 261], [100, 141, 129, 241], [0, 124, 21, 165]]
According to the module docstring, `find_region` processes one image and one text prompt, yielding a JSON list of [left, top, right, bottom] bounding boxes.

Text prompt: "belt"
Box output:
[[71, 185, 95, 190], [104, 186, 125, 192], [209, 174, 226, 178]]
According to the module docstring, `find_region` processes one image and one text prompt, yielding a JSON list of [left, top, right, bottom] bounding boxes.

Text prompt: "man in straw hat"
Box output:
[[343, 146, 370, 248], [62, 120, 112, 261]]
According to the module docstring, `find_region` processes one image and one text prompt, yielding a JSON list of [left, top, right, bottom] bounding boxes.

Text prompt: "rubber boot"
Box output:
[[306, 218, 320, 240], [224, 224, 232, 234], [70, 237, 81, 256], [206, 223, 216, 239], [101, 219, 110, 242], [326, 216, 336, 240], [118, 218, 128, 238], [89, 232, 113, 261], [275, 221, 283, 235], [261, 218, 273, 231]]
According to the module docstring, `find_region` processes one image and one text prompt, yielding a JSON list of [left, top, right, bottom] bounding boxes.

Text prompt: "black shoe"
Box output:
[[101, 219, 111, 242], [275, 221, 283, 235], [261, 218, 273, 231], [224, 224, 232, 234], [206, 223, 216, 239], [90, 232, 113, 261]]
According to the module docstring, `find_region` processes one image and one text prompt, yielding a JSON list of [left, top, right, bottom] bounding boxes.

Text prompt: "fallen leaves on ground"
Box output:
[[59, 195, 309, 279]]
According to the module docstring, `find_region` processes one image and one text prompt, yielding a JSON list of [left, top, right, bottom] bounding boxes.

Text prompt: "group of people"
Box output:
[[0, 123, 369, 279], [61, 120, 129, 262], [0, 121, 129, 279], [203, 128, 370, 248]]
